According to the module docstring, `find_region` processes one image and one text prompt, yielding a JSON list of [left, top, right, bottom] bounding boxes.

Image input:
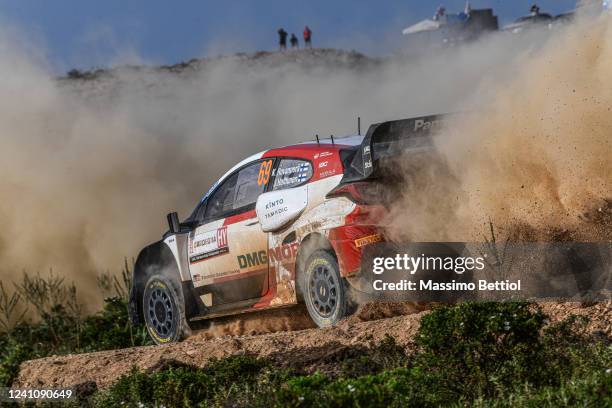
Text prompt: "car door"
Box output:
[[188, 159, 273, 308]]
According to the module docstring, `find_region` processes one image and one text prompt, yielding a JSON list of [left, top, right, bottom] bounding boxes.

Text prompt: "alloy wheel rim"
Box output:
[[147, 286, 174, 337], [309, 263, 338, 318]]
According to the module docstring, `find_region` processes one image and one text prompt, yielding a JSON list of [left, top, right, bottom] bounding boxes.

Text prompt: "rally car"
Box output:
[[128, 114, 444, 344]]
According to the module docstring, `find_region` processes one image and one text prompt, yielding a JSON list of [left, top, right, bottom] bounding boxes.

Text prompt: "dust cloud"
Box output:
[[0, 15, 602, 305], [191, 305, 315, 340], [385, 14, 612, 243]]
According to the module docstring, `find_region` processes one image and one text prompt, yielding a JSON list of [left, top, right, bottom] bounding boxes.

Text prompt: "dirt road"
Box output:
[[14, 302, 610, 390]]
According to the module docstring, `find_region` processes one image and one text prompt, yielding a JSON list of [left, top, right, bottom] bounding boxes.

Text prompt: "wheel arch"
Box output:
[[294, 232, 336, 300], [130, 241, 195, 324]]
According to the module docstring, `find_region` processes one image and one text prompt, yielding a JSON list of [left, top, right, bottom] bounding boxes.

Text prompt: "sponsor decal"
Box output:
[[190, 247, 229, 263], [268, 242, 299, 263], [264, 198, 288, 220], [314, 152, 332, 159], [265, 198, 284, 209], [296, 221, 322, 236], [413, 118, 444, 132], [217, 226, 228, 247], [193, 268, 240, 286], [318, 161, 328, 168], [363, 145, 372, 170], [237, 242, 299, 269], [319, 169, 337, 178], [200, 293, 212, 307], [189, 226, 229, 264], [238, 251, 268, 269], [354, 233, 383, 248], [208, 269, 240, 279]]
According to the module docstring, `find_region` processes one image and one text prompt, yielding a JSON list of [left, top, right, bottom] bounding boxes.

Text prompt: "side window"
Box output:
[[233, 161, 268, 209], [204, 173, 238, 220], [273, 159, 313, 190], [203, 160, 272, 220]]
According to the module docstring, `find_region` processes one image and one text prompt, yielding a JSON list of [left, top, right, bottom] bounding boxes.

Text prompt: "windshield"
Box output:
[[183, 180, 218, 223]]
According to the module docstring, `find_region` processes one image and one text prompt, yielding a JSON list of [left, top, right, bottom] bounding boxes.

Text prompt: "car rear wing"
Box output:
[[341, 113, 452, 183]]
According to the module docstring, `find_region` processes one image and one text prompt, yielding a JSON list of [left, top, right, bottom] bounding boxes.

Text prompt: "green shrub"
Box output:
[[275, 368, 453, 408], [93, 302, 611, 408], [93, 356, 280, 407], [0, 336, 33, 387], [2, 297, 608, 407], [79, 296, 150, 352], [339, 334, 409, 377], [414, 301, 550, 398], [472, 368, 612, 407], [0, 296, 150, 387], [0, 266, 150, 387]]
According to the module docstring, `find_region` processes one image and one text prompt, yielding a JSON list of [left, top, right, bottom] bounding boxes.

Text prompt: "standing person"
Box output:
[[290, 33, 299, 49], [278, 28, 288, 51], [433, 5, 446, 21], [458, 1, 471, 21], [303, 25, 312, 48]]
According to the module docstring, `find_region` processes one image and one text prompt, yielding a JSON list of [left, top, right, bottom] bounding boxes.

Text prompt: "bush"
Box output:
[[93, 302, 612, 408], [472, 369, 612, 407], [0, 336, 33, 387], [339, 334, 409, 377], [0, 268, 151, 387], [79, 297, 150, 352], [0, 296, 151, 387], [93, 356, 281, 407], [275, 368, 454, 408], [414, 301, 550, 398], [3, 295, 609, 407]]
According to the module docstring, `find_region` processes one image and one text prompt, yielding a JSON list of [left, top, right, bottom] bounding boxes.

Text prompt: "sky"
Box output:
[[0, 0, 578, 72]]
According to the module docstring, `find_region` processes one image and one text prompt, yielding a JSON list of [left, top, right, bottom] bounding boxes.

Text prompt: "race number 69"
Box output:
[[258, 160, 273, 186]]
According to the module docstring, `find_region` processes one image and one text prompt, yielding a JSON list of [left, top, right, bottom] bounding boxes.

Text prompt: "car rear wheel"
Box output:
[[303, 250, 350, 327], [142, 274, 190, 344]]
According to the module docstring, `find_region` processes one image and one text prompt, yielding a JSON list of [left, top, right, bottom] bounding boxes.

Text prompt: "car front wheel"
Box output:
[[142, 274, 190, 344]]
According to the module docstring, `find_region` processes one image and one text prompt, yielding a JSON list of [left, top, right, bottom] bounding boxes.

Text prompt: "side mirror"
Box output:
[[256, 186, 308, 232], [167, 212, 180, 234]]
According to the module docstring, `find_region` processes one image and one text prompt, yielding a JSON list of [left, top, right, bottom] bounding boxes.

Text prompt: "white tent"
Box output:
[[402, 19, 441, 35]]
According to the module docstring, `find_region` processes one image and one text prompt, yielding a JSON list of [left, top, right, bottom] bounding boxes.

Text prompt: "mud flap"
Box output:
[[128, 283, 140, 325]]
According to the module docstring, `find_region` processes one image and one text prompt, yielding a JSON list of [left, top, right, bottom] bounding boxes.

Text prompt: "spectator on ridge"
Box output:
[[303, 26, 312, 48], [278, 28, 288, 51], [433, 5, 446, 21], [290, 33, 299, 49]]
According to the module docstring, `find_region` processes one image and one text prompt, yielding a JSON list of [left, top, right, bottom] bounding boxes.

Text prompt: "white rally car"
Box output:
[[129, 114, 443, 343]]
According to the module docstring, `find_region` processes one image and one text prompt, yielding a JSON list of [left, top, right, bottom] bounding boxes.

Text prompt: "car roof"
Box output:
[[225, 134, 362, 180], [295, 134, 364, 147], [200, 134, 364, 203]]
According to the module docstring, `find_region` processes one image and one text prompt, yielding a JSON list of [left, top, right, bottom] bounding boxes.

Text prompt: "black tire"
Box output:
[[142, 274, 190, 344], [302, 250, 350, 327]]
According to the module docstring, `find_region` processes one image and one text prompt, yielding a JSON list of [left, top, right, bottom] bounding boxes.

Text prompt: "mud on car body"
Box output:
[[129, 114, 446, 343]]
